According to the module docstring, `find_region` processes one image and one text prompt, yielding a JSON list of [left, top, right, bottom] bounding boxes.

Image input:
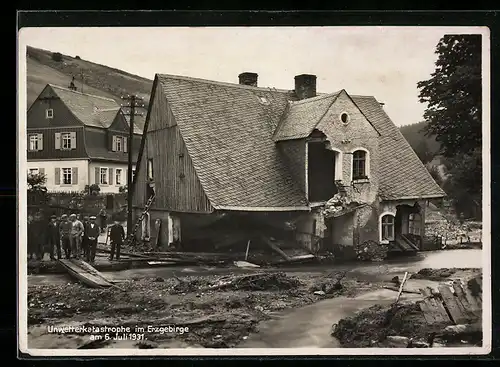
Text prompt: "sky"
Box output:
[[19, 26, 487, 127]]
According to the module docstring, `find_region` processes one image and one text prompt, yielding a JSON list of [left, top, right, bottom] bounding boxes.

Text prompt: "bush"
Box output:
[[51, 52, 63, 62], [84, 184, 101, 195]]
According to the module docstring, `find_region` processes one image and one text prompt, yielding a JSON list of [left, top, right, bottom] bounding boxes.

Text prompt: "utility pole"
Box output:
[[121, 94, 144, 238]]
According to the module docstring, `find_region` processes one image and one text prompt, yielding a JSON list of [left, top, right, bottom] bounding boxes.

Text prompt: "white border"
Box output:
[[18, 26, 491, 357]]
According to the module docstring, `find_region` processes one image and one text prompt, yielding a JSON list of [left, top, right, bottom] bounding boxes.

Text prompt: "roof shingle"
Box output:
[[155, 74, 444, 209]]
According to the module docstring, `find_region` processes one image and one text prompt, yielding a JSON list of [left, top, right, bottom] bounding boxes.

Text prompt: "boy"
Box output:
[[59, 214, 72, 259]]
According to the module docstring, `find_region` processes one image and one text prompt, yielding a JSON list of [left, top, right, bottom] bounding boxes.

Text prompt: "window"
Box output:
[[381, 214, 395, 241], [352, 150, 367, 180], [61, 133, 72, 150], [408, 213, 422, 236], [62, 168, 72, 185], [45, 109, 53, 119], [132, 169, 136, 180], [340, 112, 349, 124], [115, 168, 122, 185], [116, 137, 122, 152], [29, 134, 40, 151], [100, 168, 108, 185], [29, 168, 39, 175]]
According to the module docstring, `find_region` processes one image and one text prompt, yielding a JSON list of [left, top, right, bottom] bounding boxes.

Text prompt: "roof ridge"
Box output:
[[157, 73, 292, 94], [48, 84, 118, 103], [289, 92, 341, 105]]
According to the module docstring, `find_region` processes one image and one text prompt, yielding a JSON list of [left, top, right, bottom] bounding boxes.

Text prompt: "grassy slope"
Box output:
[[26, 46, 152, 128]]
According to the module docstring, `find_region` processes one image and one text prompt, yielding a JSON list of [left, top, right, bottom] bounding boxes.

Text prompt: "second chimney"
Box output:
[[238, 72, 258, 87], [294, 74, 317, 100]]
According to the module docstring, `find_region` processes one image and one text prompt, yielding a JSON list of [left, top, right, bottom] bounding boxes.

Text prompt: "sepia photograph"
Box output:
[[17, 25, 490, 356]]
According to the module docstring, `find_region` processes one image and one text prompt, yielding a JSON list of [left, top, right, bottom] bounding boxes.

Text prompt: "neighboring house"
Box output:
[[133, 72, 445, 256], [27, 84, 142, 193]]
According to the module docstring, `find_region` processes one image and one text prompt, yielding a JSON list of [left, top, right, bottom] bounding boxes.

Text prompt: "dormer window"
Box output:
[[45, 109, 54, 119]]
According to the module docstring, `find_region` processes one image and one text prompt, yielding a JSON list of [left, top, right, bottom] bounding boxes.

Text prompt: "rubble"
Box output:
[[354, 240, 389, 262]]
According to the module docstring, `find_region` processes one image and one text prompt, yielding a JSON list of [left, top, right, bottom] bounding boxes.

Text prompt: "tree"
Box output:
[[417, 35, 481, 158], [413, 139, 434, 164], [51, 52, 63, 62], [27, 172, 48, 206]]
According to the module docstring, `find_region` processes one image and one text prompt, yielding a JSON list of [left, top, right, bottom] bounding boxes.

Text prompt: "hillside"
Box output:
[[26, 46, 152, 130], [400, 120, 441, 158]]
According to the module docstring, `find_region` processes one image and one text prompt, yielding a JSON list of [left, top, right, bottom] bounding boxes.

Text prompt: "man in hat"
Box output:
[[69, 214, 84, 259], [59, 214, 72, 259], [109, 218, 125, 261], [46, 214, 61, 260], [84, 216, 100, 263], [29, 212, 45, 260]]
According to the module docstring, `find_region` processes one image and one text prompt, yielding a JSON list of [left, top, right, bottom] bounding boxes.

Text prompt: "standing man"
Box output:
[[109, 219, 125, 261], [46, 215, 61, 260], [99, 208, 107, 234], [81, 215, 90, 259], [85, 216, 100, 263], [69, 214, 84, 259], [59, 214, 72, 259], [31, 212, 45, 260]]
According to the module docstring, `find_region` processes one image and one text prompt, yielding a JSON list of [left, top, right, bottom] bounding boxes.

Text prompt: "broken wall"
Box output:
[[133, 208, 181, 250]]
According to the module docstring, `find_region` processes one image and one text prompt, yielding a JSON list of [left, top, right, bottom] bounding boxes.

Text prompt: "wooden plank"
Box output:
[[438, 285, 471, 324], [59, 259, 112, 288], [458, 280, 482, 318], [453, 280, 478, 322], [261, 236, 292, 261], [72, 259, 112, 283], [418, 300, 438, 324]]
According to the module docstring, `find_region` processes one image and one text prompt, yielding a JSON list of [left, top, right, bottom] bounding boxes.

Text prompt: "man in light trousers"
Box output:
[[69, 214, 84, 259]]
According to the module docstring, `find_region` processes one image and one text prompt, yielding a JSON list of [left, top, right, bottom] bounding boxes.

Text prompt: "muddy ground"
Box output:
[[332, 268, 482, 348], [28, 271, 382, 349]]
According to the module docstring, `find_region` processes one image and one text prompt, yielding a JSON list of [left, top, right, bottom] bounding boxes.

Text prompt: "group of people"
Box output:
[[28, 212, 126, 263]]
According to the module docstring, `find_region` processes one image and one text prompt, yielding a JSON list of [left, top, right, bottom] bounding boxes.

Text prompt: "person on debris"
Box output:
[[99, 208, 107, 234], [84, 216, 100, 263], [81, 215, 90, 258], [59, 214, 72, 259], [46, 214, 61, 260], [69, 214, 84, 259], [108, 219, 125, 261]]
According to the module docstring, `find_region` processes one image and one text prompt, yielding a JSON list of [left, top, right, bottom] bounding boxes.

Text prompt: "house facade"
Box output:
[[27, 84, 143, 193], [132, 72, 445, 256]]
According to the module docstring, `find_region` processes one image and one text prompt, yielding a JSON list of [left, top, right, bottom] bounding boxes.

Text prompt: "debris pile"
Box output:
[[411, 268, 481, 281], [354, 240, 389, 261], [309, 271, 346, 295], [322, 194, 359, 217], [204, 272, 303, 292]]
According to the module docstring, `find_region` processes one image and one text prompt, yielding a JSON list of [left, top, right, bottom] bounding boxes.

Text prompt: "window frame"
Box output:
[[61, 132, 72, 150], [408, 213, 422, 236], [116, 136, 123, 152], [61, 168, 72, 185], [379, 212, 395, 243], [115, 168, 122, 185], [147, 159, 154, 180], [45, 109, 54, 119], [28, 134, 39, 151], [350, 148, 370, 182], [100, 167, 109, 185]]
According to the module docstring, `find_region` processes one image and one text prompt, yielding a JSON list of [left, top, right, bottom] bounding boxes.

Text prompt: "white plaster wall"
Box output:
[[27, 159, 89, 192], [88, 162, 136, 194]]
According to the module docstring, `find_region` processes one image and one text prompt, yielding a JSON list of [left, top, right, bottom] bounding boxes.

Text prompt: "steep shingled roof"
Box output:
[[48, 85, 120, 128], [158, 74, 308, 209], [155, 74, 444, 208], [273, 93, 340, 141], [351, 96, 445, 200]]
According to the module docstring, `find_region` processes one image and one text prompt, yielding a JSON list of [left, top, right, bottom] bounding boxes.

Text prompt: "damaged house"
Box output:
[[132, 72, 445, 259]]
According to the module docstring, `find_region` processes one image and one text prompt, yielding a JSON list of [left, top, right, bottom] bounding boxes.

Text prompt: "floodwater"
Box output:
[[27, 248, 483, 286]]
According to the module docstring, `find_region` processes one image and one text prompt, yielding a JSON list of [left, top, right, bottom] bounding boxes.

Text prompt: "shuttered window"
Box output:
[[115, 168, 122, 185], [100, 168, 108, 185], [57, 132, 76, 150], [28, 134, 43, 151], [61, 168, 72, 185]]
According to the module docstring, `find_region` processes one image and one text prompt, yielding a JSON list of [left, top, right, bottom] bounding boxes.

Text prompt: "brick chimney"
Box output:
[[238, 72, 258, 87], [294, 74, 317, 100]]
